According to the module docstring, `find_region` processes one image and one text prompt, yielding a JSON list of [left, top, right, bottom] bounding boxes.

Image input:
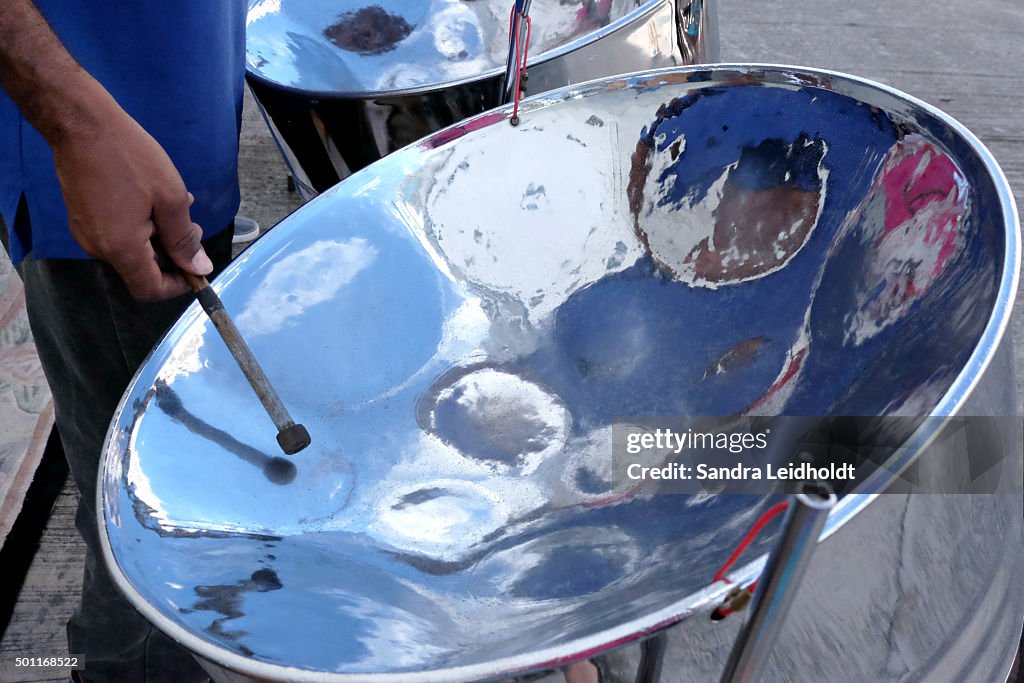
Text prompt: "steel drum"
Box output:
[[99, 66, 1022, 682], [244, 0, 719, 197]]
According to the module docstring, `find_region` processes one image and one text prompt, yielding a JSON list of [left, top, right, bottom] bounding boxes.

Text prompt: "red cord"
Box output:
[[712, 501, 789, 584], [710, 501, 789, 619], [508, 10, 532, 123]]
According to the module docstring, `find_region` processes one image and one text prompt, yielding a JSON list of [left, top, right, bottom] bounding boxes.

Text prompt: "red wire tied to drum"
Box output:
[[710, 500, 789, 620], [507, 6, 532, 125]]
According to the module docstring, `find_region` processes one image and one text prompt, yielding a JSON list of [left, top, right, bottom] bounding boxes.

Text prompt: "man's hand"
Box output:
[[0, 0, 214, 300], [53, 99, 213, 300]]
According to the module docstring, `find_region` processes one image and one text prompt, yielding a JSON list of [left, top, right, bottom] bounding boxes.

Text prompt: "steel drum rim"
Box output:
[[243, 0, 672, 99], [97, 63, 1021, 682]]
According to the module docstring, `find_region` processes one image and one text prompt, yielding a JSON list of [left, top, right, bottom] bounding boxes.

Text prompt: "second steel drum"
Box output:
[[244, 0, 719, 196]]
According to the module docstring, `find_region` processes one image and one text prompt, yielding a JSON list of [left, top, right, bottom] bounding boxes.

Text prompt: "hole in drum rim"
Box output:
[[797, 481, 836, 505]]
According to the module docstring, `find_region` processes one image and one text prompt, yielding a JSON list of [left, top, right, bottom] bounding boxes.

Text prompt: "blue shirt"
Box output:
[[0, 2, 246, 263]]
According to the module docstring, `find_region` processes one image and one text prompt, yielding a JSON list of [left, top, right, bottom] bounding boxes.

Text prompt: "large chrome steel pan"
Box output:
[[99, 66, 1022, 682], [244, 0, 719, 197]]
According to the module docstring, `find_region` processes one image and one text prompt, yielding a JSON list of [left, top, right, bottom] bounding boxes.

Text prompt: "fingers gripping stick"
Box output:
[[182, 271, 311, 455]]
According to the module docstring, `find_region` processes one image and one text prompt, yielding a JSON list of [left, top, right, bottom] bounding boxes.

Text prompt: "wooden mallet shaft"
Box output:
[[182, 271, 311, 455]]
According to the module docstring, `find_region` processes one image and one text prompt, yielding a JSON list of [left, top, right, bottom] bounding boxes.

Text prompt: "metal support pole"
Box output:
[[635, 631, 668, 683], [719, 482, 837, 683], [500, 0, 533, 105]]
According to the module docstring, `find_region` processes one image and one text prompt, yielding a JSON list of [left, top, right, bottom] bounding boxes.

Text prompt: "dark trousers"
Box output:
[[0, 202, 233, 683]]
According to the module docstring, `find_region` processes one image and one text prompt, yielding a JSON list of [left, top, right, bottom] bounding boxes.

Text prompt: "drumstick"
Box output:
[[182, 271, 311, 455]]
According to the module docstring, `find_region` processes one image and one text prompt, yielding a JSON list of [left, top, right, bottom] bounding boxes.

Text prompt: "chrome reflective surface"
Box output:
[[100, 66, 1021, 682], [247, 0, 696, 94], [245, 0, 718, 195]]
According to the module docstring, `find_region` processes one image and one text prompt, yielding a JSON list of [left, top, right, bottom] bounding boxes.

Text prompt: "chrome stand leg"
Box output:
[[635, 632, 668, 683], [719, 482, 837, 683]]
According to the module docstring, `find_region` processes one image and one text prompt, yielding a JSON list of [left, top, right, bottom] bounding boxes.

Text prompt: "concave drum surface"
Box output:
[[100, 66, 1022, 682], [244, 0, 719, 196]]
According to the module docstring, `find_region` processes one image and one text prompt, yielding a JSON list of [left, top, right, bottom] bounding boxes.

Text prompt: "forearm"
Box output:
[[0, 1, 212, 297], [0, 0, 117, 145]]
